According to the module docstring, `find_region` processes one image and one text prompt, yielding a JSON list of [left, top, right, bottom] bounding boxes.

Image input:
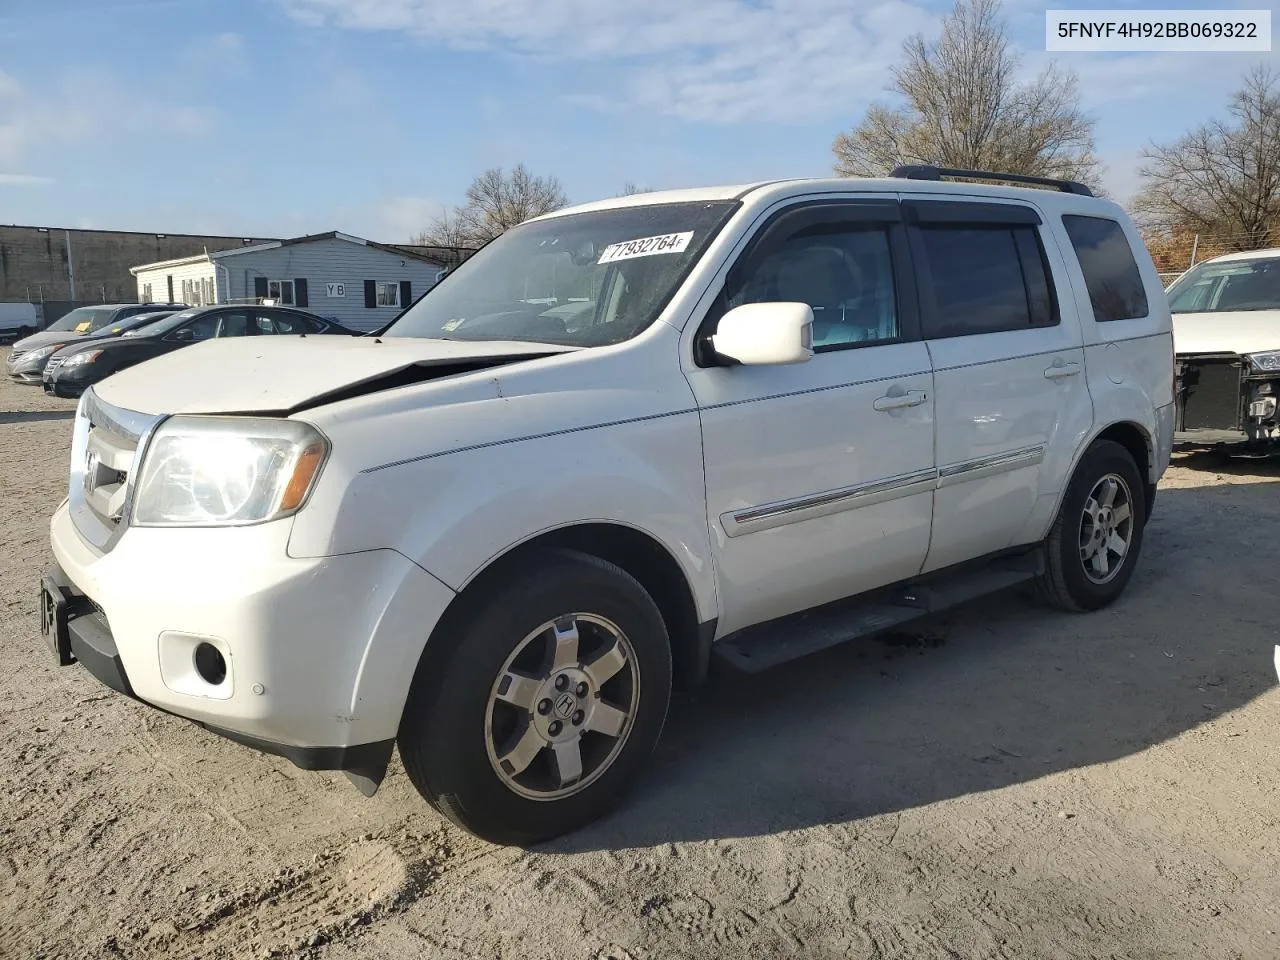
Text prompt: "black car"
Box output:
[[6, 301, 187, 383], [42, 310, 177, 386], [42, 304, 357, 398]]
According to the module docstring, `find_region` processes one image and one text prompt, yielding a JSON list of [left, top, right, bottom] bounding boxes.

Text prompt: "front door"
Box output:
[[905, 198, 1093, 573], [683, 199, 936, 635]]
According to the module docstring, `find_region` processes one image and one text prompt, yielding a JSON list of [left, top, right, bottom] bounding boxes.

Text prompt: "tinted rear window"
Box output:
[[918, 225, 1056, 338], [1062, 215, 1149, 322]]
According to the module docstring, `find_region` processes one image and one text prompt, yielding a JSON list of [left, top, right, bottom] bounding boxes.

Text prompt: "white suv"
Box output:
[[42, 168, 1175, 844]]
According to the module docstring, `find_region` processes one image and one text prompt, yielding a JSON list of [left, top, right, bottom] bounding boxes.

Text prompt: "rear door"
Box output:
[[907, 198, 1093, 573]]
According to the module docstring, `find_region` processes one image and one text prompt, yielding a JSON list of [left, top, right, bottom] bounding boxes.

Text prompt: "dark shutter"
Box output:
[[254, 276, 268, 301], [294, 278, 308, 307], [167, 275, 174, 303], [364, 280, 377, 308], [399, 280, 412, 308]]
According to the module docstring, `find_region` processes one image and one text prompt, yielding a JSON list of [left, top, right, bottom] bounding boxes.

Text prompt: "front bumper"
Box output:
[[1175, 355, 1280, 445], [43, 367, 89, 398], [6, 354, 47, 382], [48, 502, 457, 790]]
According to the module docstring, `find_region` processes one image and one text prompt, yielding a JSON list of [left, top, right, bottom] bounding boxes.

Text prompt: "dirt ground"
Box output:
[[2, 354, 1279, 960]]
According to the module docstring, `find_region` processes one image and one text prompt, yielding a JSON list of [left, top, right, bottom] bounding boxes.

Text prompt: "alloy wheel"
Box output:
[[484, 613, 640, 801], [1079, 473, 1134, 585]]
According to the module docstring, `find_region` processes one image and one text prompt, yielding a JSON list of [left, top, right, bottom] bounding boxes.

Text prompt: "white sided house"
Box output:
[[130, 231, 449, 332]]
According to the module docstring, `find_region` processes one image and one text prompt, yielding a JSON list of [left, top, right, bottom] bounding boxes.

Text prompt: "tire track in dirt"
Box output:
[[121, 838, 439, 959]]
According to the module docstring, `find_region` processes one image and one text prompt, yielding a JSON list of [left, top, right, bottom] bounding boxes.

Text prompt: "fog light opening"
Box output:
[[193, 642, 227, 686]]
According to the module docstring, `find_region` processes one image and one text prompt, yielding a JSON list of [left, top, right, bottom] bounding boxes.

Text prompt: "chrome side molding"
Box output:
[[721, 443, 1046, 537]]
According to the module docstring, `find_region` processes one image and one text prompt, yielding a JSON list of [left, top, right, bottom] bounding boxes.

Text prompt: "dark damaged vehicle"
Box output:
[[1168, 249, 1280, 447]]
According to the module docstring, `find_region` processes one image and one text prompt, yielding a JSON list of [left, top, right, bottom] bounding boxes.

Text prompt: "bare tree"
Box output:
[[419, 164, 568, 248], [618, 182, 654, 196], [832, 0, 1098, 185], [413, 207, 472, 249], [1132, 68, 1280, 251]]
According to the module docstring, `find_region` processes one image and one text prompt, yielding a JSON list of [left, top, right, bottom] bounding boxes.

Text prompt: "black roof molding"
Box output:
[[889, 165, 1094, 197]]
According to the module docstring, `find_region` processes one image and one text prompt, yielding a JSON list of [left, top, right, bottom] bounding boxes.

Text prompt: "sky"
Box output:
[[0, 0, 1276, 242]]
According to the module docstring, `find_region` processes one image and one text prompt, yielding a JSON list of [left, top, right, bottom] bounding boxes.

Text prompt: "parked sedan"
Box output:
[[42, 304, 357, 398], [41, 310, 177, 391], [6, 302, 187, 383]]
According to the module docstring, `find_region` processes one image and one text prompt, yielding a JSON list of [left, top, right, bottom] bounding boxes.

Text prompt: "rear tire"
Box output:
[[398, 549, 672, 845], [1035, 439, 1146, 612]]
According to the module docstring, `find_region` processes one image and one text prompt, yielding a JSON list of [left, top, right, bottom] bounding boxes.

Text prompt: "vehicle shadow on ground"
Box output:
[[1173, 448, 1280, 476], [0, 410, 76, 424], [552, 481, 1280, 851]]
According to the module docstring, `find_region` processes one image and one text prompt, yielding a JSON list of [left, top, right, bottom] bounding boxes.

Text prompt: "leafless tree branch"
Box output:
[[1133, 67, 1280, 251], [417, 164, 568, 248], [832, 0, 1099, 187]]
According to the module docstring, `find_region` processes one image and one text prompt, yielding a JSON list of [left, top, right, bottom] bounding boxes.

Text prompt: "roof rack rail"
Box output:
[[889, 165, 1094, 197]]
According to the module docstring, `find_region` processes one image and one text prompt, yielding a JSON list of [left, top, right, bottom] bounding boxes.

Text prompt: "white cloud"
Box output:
[[0, 66, 217, 169], [1096, 148, 1146, 204], [181, 32, 249, 73], [365, 196, 447, 242], [0, 172, 52, 185], [283, 0, 937, 124]]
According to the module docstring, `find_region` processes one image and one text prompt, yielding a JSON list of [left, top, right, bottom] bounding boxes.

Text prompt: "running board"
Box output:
[[712, 549, 1043, 673]]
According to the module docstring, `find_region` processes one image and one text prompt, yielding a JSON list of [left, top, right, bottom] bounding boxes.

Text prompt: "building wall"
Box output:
[[218, 238, 446, 331], [134, 260, 217, 306], [0, 226, 275, 304]]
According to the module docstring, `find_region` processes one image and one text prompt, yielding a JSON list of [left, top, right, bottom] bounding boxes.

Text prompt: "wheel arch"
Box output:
[[1090, 420, 1157, 511], [419, 522, 713, 698]]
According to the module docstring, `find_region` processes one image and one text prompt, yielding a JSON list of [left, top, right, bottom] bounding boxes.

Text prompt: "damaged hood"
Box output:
[[1173, 310, 1280, 358], [92, 335, 577, 415]]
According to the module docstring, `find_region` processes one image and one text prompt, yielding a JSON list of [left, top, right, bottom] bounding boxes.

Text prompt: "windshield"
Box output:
[[1167, 257, 1280, 313], [384, 201, 739, 346], [128, 309, 199, 337], [47, 306, 118, 333], [102, 311, 172, 336]]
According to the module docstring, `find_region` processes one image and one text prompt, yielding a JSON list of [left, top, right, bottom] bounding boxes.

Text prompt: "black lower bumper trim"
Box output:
[[44, 563, 395, 794], [201, 725, 395, 795], [67, 608, 134, 697]]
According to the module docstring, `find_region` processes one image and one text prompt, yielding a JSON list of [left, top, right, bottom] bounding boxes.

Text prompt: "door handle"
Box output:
[[873, 389, 928, 412], [1044, 361, 1081, 380]]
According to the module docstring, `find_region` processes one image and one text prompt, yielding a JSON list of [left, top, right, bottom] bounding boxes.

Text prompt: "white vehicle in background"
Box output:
[[42, 167, 1174, 844], [0, 302, 39, 343], [1166, 248, 1280, 447]]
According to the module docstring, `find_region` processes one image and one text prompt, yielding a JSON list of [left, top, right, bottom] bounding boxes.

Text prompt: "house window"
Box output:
[[376, 282, 399, 307], [266, 280, 295, 305], [180, 278, 214, 307], [142, 282, 153, 302]]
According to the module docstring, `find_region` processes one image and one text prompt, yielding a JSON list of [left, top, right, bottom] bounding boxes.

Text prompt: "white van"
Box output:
[[0, 302, 39, 343], [42, 168, 1175, 844]]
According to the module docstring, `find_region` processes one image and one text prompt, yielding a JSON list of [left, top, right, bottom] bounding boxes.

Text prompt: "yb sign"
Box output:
[[325, 282, 346, 298]]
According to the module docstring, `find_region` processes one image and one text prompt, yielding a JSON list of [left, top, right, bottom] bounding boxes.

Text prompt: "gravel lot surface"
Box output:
[[2, 351, 1279, 959]]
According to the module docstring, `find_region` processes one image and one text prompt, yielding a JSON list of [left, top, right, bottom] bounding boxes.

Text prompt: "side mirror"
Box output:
[[710, 302, 814, 366], [172, 328, 194, 341]]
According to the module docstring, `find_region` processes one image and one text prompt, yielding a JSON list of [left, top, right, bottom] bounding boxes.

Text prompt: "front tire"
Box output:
[[1036, 439, 1147, 612], [398, 549, 672, 845]]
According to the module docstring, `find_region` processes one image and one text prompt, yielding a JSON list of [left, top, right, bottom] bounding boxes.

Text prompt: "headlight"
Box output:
[[27, 343, 64, 360], [1248, 350, 1280, 372], [132, 417, 328, 527], [61, 349, 103, 367]]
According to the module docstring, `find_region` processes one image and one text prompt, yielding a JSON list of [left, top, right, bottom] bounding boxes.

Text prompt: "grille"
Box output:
[[68, 390, 160, 552], [45, 357, 64, 374], [1179, 358, 1243, 431]]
